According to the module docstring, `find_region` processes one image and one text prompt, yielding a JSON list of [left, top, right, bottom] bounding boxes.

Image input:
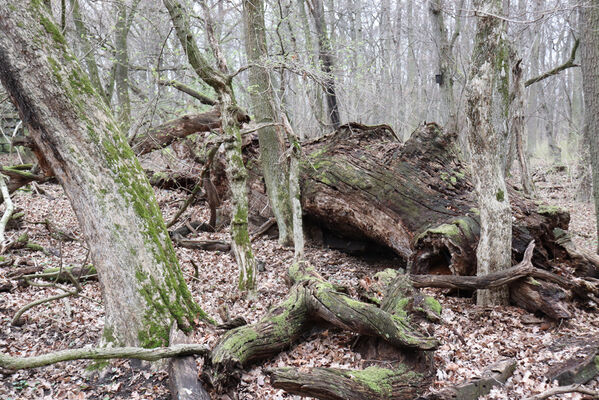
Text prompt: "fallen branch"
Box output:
[[525, 384, 599, 400], [0, 343, 210, 370], [174, 238, 231, 252], [11, 289, 76, 326]]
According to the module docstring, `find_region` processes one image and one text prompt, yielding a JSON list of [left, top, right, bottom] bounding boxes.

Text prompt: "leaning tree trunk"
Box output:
[[465, 0, 512, 306], [0, 1, 206, 347]]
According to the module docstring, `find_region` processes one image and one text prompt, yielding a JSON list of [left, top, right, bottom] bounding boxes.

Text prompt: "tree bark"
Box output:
[[0, 1, 206, 347], [163, 0, 258, 291], [243, 0, 294, 246], [581, 0, 599, 253], [465, 0, 512, 306]]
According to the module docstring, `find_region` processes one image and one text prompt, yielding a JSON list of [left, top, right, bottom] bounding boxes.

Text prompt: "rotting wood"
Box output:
[[168, 324, 211, 400]]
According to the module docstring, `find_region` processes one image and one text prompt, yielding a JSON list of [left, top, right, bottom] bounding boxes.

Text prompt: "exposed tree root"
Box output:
[[205, 262, 437, 393]]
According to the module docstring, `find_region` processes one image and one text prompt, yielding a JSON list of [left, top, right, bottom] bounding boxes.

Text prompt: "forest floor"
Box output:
[[0, 155, 598, 400]]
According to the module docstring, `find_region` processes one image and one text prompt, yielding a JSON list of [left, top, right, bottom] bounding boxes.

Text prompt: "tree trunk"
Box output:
[[163, 0, 258, 291], [114, 0, 131, 133], [308, 0, 341, 129], [243, 0, 294, 246], [511, 59, 535, 195], [465, 0, 512, 306], [581, 0, 599, 253], [0, 1, 205, 347]]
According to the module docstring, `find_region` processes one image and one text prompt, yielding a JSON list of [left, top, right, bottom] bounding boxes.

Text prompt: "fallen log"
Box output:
[[292, 122, 577, 275], [168, 324, 211, 400], [130, 109, 248, 156], [269, 266, 439, 399]]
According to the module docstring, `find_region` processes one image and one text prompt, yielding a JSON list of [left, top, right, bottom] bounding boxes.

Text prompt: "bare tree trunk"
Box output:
[[308, 0, 341, 129], [243, 0, 294, 246], [0, 1, 205, 346], [114, 0, 131, 132], [581, 0, 599, 252], [511, 59, 535, 195], [70, 0, 108, 103], [429, 0, 459, 134], [466, 0, 512, 306]]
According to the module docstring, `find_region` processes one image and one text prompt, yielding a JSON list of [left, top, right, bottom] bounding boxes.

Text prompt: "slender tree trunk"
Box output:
[[70, 0, 108, 103], [0, 1, 205, 346], [243, 0, 293, 246], [308, 0, 341, 129], [429, 0, 458, 134], [581, 0, 599, 252], [163, 0, 257, 291], [466, 0, 513, 306], [114, 0, 131, 133], [511, 59, 535, 195]]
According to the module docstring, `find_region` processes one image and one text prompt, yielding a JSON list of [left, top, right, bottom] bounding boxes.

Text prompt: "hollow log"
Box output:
[[294, 122, 576, 275]]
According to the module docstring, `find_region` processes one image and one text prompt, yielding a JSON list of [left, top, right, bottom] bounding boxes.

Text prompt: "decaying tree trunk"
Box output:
[[292, 123, 579, 276]]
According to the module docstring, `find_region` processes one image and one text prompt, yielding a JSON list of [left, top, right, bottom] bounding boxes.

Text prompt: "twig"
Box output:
[[11, 290, 76, 326], [526, 384, 599, 399], [0, 343, 210, 370]]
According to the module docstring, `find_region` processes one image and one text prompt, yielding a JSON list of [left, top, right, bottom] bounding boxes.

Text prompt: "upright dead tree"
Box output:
[[243, 0, 294, 246], [163, 0, 257, 291], [465, 0, 512, 306], [0, 1, 206, 346], [581, 0, 599, 252]]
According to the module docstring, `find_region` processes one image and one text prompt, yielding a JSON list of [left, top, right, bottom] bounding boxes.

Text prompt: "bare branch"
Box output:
[[525, 38, 580, 87]]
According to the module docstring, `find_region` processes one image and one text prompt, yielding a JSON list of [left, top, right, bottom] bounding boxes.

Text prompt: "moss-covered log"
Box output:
[[294, 122, 579, 276], [270, 365, 431, 400], [269, 267, 438, 399], [206, 262, 437, 391]]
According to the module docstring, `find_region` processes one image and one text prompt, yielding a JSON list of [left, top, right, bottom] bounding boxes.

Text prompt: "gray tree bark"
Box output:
[[465, 0, 513, 306], [581, 0, 599, 252], [0, 1, 205, 347], [243, 0, 294, 246]]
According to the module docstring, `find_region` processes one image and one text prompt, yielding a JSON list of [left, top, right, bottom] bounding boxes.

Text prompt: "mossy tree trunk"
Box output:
[[0, 1, 205, 347], [465, 0, 512, 306], [163, 0, 257, 291], [243, 0, 294, 246]]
